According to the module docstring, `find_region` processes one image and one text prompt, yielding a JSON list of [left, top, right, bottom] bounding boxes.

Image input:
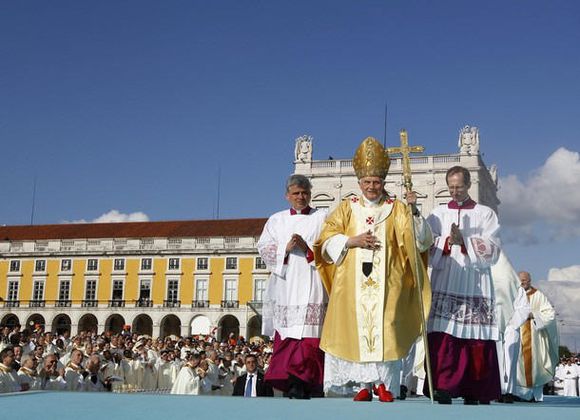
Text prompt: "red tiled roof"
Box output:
[[0, 218, 268, 241]]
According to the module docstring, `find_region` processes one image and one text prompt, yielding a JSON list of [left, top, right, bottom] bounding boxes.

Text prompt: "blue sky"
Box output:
[[1, 1, 579, 346]]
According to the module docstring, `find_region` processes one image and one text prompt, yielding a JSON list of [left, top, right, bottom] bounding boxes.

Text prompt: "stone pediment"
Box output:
[[312, 193, 334, 202]]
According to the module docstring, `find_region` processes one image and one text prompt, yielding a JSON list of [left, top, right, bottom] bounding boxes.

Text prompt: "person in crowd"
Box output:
[[561, 358, 579, 397], [17, 353, 41, 390], [171, 352, 209, 395], [39, 353, 66, 391], [233, 354, 274, 397], [156, 350, 176, 391], [0, 347, 29, 393], [65, 348, 87, 391], [217, 352, 236, 396], [83, 354, 110, 392]]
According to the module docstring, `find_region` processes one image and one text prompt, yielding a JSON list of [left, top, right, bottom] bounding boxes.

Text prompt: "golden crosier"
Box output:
[[352, 137, 391, 180]]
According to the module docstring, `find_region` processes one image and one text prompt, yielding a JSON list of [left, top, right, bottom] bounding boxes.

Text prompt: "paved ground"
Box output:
[[2, 392, 579, 420]]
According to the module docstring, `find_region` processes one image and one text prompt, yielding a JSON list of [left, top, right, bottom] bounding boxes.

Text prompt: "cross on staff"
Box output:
[[386, 129, 435, 404], [386, 129, 425, 193]]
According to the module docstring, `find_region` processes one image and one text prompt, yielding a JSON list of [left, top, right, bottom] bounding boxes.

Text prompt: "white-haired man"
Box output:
[[17, 353, 41, 390], [315, 137, 432, 402], [503, 271, 559, 402]]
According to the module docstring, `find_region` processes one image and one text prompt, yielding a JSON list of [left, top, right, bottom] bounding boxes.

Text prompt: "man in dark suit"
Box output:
[[233, 354, 274, 397]]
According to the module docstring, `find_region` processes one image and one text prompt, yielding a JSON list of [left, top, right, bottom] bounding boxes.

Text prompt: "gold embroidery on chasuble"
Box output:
[[522, 288, 537, 387], [351, 197, 393, 362]]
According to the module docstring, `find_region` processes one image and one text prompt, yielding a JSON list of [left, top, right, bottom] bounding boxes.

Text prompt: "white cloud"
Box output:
[[547, 265, 580, 282], [535, 264, 580, 350], [64, 210, 150, 224], [537, 280, 580, 350], [498, 147, 580, 243]]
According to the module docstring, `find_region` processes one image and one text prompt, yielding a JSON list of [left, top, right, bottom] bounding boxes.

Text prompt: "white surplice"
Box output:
[[170, 365, 209, 395], [426, 200, 501, 340], [156, 360, 177, 391], [258, 207, 328, 340]]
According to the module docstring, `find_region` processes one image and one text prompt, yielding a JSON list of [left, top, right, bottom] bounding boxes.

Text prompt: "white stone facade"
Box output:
[[293, 126, 499, 215]]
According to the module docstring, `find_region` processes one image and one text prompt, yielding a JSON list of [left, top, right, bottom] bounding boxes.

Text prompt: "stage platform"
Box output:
[[2, 392, 579, 420]]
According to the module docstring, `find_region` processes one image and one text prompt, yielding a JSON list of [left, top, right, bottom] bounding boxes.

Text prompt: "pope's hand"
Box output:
[[347, 230, 381, 250], [405, 191, 420, 215], [405, 191, 417, 205]]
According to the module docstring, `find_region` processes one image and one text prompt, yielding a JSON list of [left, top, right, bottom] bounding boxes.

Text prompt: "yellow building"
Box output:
[[0, 218, 268, 340]]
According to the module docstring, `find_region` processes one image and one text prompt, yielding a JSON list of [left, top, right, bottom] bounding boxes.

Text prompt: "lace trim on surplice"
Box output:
[[268, 303, 327, 327], [431, 291, 495, 326]]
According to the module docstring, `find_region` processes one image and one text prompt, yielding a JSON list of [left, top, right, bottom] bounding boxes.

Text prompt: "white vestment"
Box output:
[[513, 288, 559, 401], [123, 359, 140, 390], [140, 359, 157, 390], [488, 250, 521, 395], [105, 361, 126, 392], [561, 364, 578, 397], [17, 367, 42, 390], [205, 360, 219, 393], [553, 364, 564, 395], [502, 287, 531, 394], [217, 364, 235, 396], [0, 363, 21, 393], [64, 364, 85, 392], [258, 208, 328, 339], [426, 200, 501, 340], [156, 360, 177, 391], [170, 365, 209, 395], [42, 374, 67, 391], [83, 372, 107, 392]]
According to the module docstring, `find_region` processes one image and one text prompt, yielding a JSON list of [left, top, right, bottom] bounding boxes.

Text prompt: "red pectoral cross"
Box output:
[[366, 216, 375, 225]]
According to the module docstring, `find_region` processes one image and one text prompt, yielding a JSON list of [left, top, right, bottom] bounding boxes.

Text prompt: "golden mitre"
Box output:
[[352, 136, 391, 179]]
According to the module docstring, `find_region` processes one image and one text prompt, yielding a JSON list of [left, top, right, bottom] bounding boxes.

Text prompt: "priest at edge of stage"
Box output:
[[425, 165, 502, 405]]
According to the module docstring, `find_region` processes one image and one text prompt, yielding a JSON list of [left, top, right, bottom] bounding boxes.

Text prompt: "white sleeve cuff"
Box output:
[[322, 234, 349, 265]]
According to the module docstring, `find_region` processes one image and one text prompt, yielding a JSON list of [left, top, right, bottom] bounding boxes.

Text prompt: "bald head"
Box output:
[[518, 271, 532, 291], [87, 354, 101, 373]]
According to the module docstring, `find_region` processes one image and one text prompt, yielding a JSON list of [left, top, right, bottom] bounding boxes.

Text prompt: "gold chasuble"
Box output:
[[314, 196, 431, 363]]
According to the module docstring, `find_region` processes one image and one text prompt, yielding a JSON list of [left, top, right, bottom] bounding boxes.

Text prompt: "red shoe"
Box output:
[[374, 384, 394, 402], [353, 388, 373, 401]]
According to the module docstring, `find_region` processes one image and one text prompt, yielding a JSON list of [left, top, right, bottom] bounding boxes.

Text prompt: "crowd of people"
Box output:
[[1, 324, 577, 398], [0, 326, 274, 395]]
